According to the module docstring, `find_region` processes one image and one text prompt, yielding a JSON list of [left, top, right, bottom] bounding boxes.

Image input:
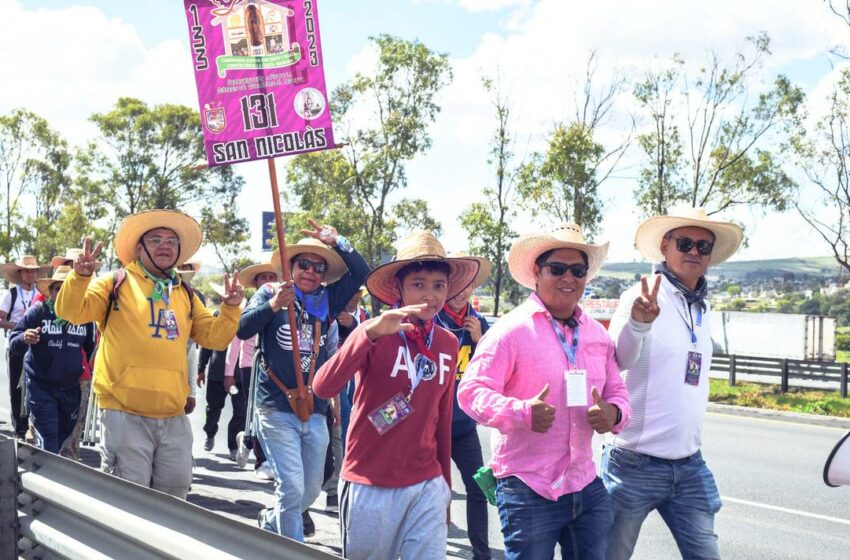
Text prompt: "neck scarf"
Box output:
[[293, 285, 329, 322], [393, 301, 436, 360], [653, 262, 708, 312], [138, 259, 176, 304], [44, 299, 68, 328], [440, 302, 469, 327]]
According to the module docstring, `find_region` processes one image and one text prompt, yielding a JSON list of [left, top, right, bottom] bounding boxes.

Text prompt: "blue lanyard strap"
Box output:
[[682, 301, 703, 344], [549, 318, 579, 367]]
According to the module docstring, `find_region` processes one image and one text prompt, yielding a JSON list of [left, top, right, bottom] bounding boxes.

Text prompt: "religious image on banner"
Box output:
[[184, 0, 336, 167]]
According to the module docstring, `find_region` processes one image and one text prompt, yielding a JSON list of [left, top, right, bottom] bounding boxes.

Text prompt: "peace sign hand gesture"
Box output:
[[301, 218, 338, 246], [631, 275, 661, 324], [221, 270, 244, 306], [364, 304, 428, 342], [75, 237, 103, 277]]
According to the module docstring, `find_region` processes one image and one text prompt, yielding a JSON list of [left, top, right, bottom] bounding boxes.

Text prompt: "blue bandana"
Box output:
[[293, 285, 329, 321]]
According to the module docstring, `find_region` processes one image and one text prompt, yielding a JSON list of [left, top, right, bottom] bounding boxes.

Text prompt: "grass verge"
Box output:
[[709, 378, 850, 417]]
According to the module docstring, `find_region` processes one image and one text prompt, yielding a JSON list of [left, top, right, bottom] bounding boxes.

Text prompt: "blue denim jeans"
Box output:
[[256, 408, 329, 541], [601, 446, 722, 560], [496, 475, 612, 560]]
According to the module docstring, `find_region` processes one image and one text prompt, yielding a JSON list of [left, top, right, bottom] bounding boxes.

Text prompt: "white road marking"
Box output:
[[722, 496, 850, 526]]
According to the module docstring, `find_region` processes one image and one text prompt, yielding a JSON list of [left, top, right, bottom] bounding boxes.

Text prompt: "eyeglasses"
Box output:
[[295, 258, 327, 274], [673, 237, 714, 256], [540, 262, 589, 279], [144, 236, 180, 248]]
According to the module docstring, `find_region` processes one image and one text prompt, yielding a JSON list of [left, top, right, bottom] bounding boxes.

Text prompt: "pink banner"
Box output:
[[183, 0, 335, 167]]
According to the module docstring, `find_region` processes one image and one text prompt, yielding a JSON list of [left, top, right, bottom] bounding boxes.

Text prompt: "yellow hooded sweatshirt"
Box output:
[[56, 260, 240, 418]]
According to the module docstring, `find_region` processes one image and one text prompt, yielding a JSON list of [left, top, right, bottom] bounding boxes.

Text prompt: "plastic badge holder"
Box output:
[[473, 466, 497, 506]]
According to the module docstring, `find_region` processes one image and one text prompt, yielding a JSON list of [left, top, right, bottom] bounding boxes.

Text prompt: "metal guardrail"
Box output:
[[711, 353, 849, 398], [0, 434, 339, 559]]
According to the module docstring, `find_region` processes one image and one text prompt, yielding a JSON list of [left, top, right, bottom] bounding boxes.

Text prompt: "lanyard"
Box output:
[[20, 288, 33, 309], [398, 325, 435, 398], [681, 299, 703, 345], [549, 318, 579, 367], [434, 309, 470, 349]]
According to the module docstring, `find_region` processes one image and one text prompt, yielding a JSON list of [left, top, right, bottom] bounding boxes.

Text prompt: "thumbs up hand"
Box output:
[[587, 386, 619, 434], [528, 384, 555, 433]]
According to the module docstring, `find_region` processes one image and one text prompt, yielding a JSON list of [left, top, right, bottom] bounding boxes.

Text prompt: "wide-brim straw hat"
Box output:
[[447, 252, 492, 290], [635, 207, 744, 265], [824, 430, 850, 487], [51, 248, 97, 270], [175, 259, 203, 282], [239, 261, 279, 288], [273, 238, 348, 285], [508, 223, 609, 290], [114, 209, 202, 267], [2, 255, 50, 285], [36, 266, 72, 298], [366, 230, 482, 306]]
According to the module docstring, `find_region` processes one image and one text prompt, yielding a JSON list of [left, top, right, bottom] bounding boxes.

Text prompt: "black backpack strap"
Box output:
[[183, 283, 196, 316], [102, 269, 126, 329], [8, 285, 17, 315]]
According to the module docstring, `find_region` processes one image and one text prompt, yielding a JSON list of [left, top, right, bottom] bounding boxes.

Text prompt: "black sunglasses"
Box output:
[[295, 258, 327, 274], [48, 283, 62, 292], [673, 237, 714, 256], [540, 262, 589, 279]]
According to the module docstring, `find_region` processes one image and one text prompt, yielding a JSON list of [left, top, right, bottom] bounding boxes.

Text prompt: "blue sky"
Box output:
[[4, 0, 849, 266]]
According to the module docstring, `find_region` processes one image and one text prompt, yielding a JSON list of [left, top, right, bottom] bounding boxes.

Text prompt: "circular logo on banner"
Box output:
[[294, 88, 326, 120], [414, 353, 437, 381]]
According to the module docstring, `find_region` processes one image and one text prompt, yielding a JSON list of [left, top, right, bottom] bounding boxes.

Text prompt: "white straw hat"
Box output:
[[508, 223, 608, 290], [635, 207, 743, 265], [114, 209, 202, 267], [239, 261, 279, 289], [273, 238, 348, 284]]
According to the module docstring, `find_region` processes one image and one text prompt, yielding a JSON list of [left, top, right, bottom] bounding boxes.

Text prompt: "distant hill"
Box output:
[[600, 256, 845, 280]]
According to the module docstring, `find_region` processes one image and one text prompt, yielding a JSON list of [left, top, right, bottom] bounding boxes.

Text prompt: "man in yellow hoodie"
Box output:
[[56, 209, 243, 498]]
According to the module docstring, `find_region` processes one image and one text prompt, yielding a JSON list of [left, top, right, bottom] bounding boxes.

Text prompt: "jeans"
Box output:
[[601, 446, 722, 560], [452, 428, 490, 560], [256, 409, 329, 541], [496, 475, 612, 560]]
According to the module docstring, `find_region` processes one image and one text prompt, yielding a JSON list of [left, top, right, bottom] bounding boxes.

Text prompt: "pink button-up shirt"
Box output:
[[225, 335, 257, 377], [457, 293, 631, 500]]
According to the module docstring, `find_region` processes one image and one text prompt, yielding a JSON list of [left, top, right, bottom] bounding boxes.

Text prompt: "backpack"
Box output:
[[102, 269, 195, 328]]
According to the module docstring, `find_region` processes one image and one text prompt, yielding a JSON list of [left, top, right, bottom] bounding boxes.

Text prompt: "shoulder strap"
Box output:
[[9, 286, 17, 313], [182, 282, 196, 315], [102, 269, 126, 329], [306, 319, 322, 387]]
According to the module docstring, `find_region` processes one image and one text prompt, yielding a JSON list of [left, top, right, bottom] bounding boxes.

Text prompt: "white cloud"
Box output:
[[414, 0, 529, 13]]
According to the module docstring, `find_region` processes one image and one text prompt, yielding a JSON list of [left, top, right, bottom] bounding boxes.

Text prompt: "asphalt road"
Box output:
[[3, 337, 850, 559]]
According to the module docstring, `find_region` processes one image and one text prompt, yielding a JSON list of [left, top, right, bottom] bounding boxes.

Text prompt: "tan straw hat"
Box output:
[[635, 207, 743, 265], [2, 255, 50, 285], [239, 261, 279, 288], [36, 266, 72, 298], [175, 259, 203, 282], [448, 251, 492, 290], [366, 230, 481, 306], [273, 238, 348, 284], [508, 223, 609, 290], [114, 209, 202, 267]]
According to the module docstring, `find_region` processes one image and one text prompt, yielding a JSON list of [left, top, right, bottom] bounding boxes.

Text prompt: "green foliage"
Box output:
[[836, 334, 850, 352], [517, 122, 605, 239], [633, 33, 804, 217], [727, 284, 742, 296], [709, 379, 850, 417]]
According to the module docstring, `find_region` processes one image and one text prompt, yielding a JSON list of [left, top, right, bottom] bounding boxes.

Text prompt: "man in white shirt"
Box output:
[[1, 256, 48, 439], [604, 208, 743, 560]]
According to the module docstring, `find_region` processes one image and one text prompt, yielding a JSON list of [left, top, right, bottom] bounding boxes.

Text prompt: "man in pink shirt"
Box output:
[[458, 223, 631, 560]]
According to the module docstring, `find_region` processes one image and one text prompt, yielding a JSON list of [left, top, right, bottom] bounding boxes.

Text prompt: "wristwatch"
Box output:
[[336, 235, 353, 253]]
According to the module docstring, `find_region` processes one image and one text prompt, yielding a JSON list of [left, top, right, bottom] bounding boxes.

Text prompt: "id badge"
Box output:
[[565, 369, 588, 407], [298, 323, 313, 352], [685, 351, 702, 386], [367, 392, 414, 435], [160, 309, 179, 340]]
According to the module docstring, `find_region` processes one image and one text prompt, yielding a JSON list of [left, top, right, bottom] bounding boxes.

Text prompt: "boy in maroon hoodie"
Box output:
[[314, 231, 482, 560]]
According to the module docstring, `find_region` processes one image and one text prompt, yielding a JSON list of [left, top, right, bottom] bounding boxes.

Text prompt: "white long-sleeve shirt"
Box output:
[[606, 274, 714, 460]]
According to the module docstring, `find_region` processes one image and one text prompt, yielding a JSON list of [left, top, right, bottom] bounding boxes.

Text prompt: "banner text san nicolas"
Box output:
[[183, 0, 335, 167]]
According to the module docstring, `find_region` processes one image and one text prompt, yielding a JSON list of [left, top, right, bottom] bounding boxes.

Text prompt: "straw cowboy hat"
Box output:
[[114, 209, 202, 267], [273, 238, 348, 284], [2, 255, 50, 285], [508, 223, 609, 290], [239, 261, 278, 289], [635, 207, 744, 265], [448, 251, 492, 290], [36, 266, 72, 298], [366, 230, 482, 306], [824, 430, 850, 487], [175, 259, 203, 282], [209, 281, 246, 306], [51, 248, 96, 270]]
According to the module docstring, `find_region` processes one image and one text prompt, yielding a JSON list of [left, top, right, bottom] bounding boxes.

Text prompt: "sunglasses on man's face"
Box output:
[[295, 258, 327, 274], [673, 237, 714, 256], [48, 283, 62, 293], [540, 262, 589, 279]]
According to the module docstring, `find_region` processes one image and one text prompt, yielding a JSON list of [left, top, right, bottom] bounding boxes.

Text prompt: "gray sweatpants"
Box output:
[[340, 476, 451, 560], [100, 409, 193, 499]]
